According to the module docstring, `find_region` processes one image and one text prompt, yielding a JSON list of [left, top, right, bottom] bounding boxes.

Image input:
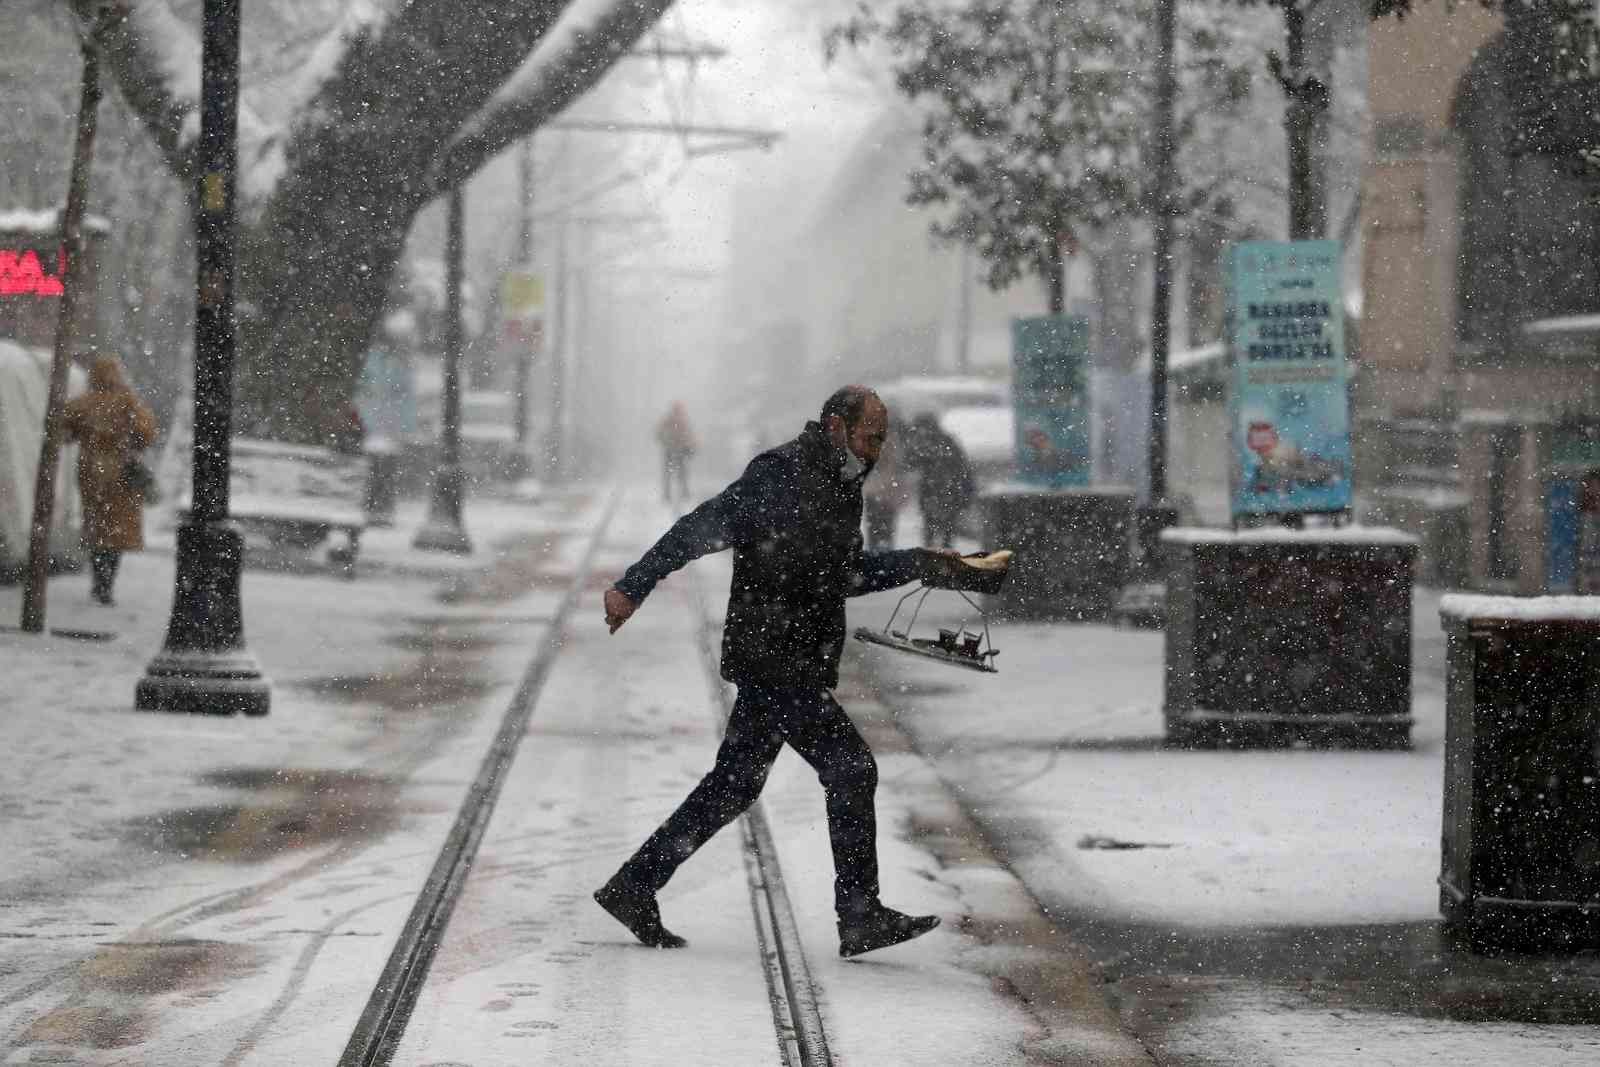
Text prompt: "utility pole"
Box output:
[[1142, 0, 1180, 560], [956, 242, 973, 374], [21, 7, 106, 633], [413, 186, 473, 553], [569, 227, 590, 476], [513, 135, 536, 465], [546, 219, 568, 482], [136, 0, 270, 716]]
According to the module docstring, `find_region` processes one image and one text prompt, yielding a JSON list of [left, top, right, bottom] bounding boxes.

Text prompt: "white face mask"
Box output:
[[839, 448, 867, 482]]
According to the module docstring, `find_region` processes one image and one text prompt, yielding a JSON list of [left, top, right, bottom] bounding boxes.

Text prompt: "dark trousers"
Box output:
[[611, 684, 881, 918], [661, 451, 690, 502], [863, 498, 898, 551], [89, 550, 121, 600], [922, 505, 959, 549]]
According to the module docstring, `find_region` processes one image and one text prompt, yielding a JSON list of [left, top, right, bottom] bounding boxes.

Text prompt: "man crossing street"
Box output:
[[595, 385, 993, 958]]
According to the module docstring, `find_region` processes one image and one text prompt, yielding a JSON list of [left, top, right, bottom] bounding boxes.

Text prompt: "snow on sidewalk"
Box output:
[[847, 578, 1600, 1065], [0, 491, 601, 1063]]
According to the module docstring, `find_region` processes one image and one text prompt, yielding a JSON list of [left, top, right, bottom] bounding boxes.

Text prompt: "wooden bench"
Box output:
[[177, 437, 369, 571]]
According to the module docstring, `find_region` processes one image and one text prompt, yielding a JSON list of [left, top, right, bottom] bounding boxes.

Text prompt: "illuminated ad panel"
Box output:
[[0, 247, 67, 297]]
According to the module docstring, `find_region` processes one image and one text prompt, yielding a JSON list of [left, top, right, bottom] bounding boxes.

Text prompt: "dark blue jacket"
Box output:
[[615, 421, 925, 688]]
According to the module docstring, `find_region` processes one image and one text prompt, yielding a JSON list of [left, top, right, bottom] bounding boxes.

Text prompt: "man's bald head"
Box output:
[[821, 385, 889, 467], [820, 384, 885, 431]]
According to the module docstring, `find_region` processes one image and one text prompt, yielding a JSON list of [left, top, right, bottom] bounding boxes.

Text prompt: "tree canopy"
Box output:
[[825, 0, 1250, 313], [61, 0, 674, 443]]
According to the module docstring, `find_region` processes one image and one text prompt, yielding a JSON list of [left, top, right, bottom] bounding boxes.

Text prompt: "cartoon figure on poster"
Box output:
[[1225, 240, 1352, 518], [1239, 398, 1348, 498]]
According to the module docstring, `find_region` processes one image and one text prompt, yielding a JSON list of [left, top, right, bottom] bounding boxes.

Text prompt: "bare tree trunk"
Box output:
[[84, 1, 675, 447], [1045, 228, 1067, 316], [21, 10, 105, 633], [1282, 0, 1329, 240], [1148, 0, 1177, 505]]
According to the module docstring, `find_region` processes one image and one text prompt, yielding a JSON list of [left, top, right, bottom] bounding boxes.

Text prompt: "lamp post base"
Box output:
[[413, 466, 473, 554], [136, 650, 271, 716], [135, 520, 271, 716]]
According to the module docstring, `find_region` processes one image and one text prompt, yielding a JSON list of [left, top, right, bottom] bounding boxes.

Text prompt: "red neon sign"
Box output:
[[0, 248, 66, 297]]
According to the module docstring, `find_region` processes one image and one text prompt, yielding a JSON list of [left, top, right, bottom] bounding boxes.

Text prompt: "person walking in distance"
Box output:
[[597, 386, 997, 958], [861, 418, 911, 550], [904, 412, 976, 550], [62, 354, 158, 606], [656, 400, 696, 504]]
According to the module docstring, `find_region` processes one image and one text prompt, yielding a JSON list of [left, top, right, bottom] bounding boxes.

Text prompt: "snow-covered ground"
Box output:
[[0, 489, 1141, 1064], [845, 511, 1600, 1065], [5, 485, 1600, 1064]]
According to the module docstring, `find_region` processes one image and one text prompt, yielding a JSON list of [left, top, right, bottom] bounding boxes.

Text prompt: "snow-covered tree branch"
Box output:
[[67, 0, 278, 183], [432, 0, 680, 196], [59, 0, 672, 443]]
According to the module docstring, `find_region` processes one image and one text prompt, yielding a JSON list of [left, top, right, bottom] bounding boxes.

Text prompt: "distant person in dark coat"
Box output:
[[861, 419, 911, 550], [597, 385, 982, 959], [904, 412, 975, 549], [656, 400, 696, 504], [62, 354, 157, 605]]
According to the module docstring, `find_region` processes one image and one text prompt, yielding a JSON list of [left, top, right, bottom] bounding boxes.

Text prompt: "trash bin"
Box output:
[[364, 440, 398, 527], [1162, 526, 1416, 748], [1438, 596, 1600, 953], [978, 485, 1133, 619]]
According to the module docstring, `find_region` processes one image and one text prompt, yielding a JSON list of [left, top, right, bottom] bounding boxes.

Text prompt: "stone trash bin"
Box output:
[[977, 484, 1134, 619], [1161, 525, 1418, 748], [1438, 595, 1600, 953]]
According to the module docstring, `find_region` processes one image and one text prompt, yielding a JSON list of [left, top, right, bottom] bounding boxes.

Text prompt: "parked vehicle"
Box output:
[[872, 375, 1009, 423]]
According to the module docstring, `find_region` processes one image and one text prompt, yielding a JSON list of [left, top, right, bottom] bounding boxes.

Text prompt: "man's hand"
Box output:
[[603, 587, 638, 634]]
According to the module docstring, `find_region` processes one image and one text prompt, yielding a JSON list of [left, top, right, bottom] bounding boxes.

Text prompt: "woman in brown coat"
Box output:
[[62, 355, 157, 605]]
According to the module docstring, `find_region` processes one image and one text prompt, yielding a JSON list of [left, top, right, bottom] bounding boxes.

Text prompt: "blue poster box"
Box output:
[[1011, 315, 1091, 487], [1224, 240, 1352, 520]]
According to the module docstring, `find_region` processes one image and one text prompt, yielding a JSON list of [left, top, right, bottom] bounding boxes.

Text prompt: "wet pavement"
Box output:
[[0, 488, 1144, 1065]]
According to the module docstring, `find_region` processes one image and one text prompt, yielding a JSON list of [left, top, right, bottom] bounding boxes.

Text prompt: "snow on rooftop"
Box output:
[[939, 405, 1012, 465], [983, 481, 1135, 497], [1439, 594, 1600, 623], [1135, 341, 1225, 375], [1522, 313, 1600, 335], [0, 209, 111, 235], [1161, 524, 1418, 546], [1458, 408, 1518, 426]]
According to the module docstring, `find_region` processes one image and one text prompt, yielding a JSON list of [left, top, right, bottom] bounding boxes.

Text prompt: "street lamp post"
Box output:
[[513, 136, 534, 467], [412, 186, 473, 553], [135, 0, 269, 716], [1138, 0, 1182, 571]]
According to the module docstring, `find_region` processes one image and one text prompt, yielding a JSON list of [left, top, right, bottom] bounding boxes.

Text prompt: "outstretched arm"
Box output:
[[603, 456, 775, 632], [848, 547, 933, 597]]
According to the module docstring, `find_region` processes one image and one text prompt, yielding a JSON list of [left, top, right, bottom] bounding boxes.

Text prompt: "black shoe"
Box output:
[[594, 880, 687, 949], [838, 904, 940, 958]]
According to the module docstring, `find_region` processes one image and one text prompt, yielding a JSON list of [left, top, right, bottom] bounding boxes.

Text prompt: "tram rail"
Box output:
[[338, 489, 832, 1066]]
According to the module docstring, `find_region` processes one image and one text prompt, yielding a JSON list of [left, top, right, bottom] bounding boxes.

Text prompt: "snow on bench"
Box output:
[[176, 437, 369, 566]]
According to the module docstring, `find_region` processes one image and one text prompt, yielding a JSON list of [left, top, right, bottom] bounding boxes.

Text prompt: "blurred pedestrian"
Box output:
[[62, 354, 157, 606], [656, 401, 696, 504], [862, 419, 911, 550], [331, 400, 366, 456], [904, 412, 975, 549], [598, 385, 1004, 958]]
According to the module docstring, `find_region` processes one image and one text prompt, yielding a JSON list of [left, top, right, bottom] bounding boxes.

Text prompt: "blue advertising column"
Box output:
[[1011, 315, 1091, 486], [983, 315, 1132, 618], [1159, 239, 1418, 749], [1224, 240, 1352, 522]]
